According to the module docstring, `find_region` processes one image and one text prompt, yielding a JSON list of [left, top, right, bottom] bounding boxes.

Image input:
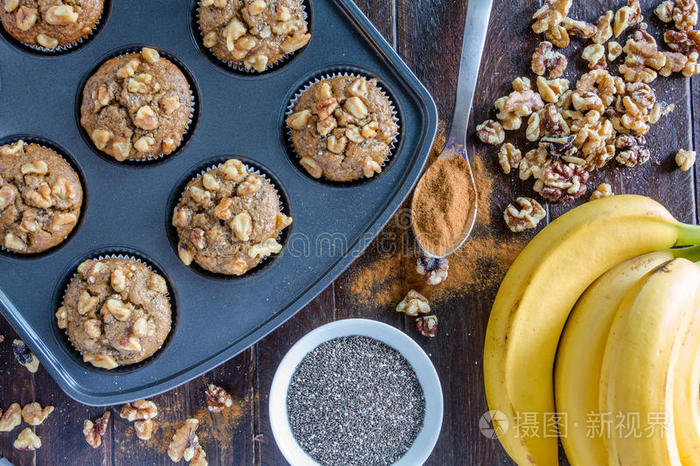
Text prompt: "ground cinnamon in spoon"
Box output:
[[411, 154, 475, 257]]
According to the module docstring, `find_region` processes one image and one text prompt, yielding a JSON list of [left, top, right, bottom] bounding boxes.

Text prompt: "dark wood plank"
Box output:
[[254, 288, 336, 465]]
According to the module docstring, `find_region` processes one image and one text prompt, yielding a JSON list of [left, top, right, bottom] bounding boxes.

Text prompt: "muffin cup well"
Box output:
[[166, 156, 293, 280], [75, 45, 200, 165], [53, 249, 178, 375], [283, 67, 402, 186], [0, 0, 112, 56], [192, 0, 312, 75], [0, 134, 88, 259]]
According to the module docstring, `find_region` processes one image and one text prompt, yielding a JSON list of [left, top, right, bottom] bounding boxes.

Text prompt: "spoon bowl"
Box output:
[[411, 0, 492, 258]]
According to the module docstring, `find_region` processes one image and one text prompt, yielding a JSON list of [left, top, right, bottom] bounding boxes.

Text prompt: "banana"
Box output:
[[673, 292, 700, 465], [555, 250, 678, 465], [600, 258, 700, 466], [484, 195, 700, 465]]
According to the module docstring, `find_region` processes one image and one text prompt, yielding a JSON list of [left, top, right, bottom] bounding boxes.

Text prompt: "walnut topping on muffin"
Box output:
[[199, 0, 311, 71], [173, 159, 292, 275], [0, 0, 104, 49], [286, 76, 398, 182], [79, 48, 193, 162], [0, 140, 83, 254], [57, 258, 172, 369]]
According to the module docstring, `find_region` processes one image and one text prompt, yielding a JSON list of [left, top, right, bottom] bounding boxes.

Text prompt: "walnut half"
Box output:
[[168, 418, 200, 462], [83, 411, 110, 448], [504, 197, 546, 233], [396, 290, 431, 316], [205, 384, 233, 413]]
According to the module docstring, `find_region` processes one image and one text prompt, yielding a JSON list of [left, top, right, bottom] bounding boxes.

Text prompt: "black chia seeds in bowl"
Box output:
[[286, 335, 425, 466]]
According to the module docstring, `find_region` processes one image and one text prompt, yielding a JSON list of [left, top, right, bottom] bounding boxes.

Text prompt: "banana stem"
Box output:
[[674, 245, 700, 262], [676, 223, 700, 246]]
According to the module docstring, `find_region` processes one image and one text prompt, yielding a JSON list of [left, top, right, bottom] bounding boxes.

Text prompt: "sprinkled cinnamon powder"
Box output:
[[411, 155, 475, 257], [344, 134, 525, 309]]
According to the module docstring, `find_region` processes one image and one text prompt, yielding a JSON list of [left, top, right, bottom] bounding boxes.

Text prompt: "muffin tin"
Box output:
[[0, 0, 437, 406]]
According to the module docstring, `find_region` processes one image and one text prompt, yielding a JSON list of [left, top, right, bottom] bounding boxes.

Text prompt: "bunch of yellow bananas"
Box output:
[[484, 194, 700, 465]]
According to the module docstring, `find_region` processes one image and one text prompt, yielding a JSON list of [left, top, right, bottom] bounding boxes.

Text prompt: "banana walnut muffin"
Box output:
[[172, 159, 293, 276], [0, 140, 82, 254], [0, 0, 103, 50], [80, 47, 193, 162], [286, 75, 399, 182], [56, 258, 172, 369], [198, 0, 311, 72]]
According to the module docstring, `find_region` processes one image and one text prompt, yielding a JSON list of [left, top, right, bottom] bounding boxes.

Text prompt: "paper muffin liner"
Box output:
[[55, 250, 177, 374], [78, 46, 198, 165], [284, 69, 401, 184], [0, 135, 86, 257], [4, 0, 111, 55], [194, 0, 310, 74], [171, 157, 292, 279]]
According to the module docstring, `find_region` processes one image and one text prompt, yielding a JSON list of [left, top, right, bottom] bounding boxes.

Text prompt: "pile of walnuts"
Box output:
[[476, 0, 699, 233]]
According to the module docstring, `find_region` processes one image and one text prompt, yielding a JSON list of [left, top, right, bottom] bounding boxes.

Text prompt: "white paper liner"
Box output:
[[284, 71, 401, 182]]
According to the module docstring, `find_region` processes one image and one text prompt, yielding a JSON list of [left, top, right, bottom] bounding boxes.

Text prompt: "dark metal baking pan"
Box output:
[[0, 0, 437, 406]]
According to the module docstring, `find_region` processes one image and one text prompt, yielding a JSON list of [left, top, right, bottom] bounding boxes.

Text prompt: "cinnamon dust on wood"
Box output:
[[345, 128, 525, 309], [411, 154, 475, 257]]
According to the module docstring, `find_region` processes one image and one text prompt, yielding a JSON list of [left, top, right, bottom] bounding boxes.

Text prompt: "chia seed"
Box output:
[[287, 336, 425, 466]]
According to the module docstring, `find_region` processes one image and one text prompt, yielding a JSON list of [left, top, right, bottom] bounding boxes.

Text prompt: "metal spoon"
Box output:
[[412, 0, 493, 258]]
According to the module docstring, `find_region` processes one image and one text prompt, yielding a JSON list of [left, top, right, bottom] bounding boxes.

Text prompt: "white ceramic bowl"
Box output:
[[269, 318, 443, 466]]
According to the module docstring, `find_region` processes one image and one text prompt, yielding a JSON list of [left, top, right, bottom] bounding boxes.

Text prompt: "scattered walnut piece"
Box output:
[[12, 339, 39, 373], [416, 256, 449, 285], [582, 44, 606, 69], [21, 402, 54, 426], [615, 134, 650, 167], [664, 29, 700, 55], [620, 27, 666, 83], [495, 96, 523, 130], [531, 41, 567, 78], [396, 290, 431, 317], [683, 51, 700, 76], [120, 400, 158, 422], [134, 419, 156, 441], [593, 10, 614, 44], [536, 77, 569, 104], [0, 403, 21, 432], [673, 0, 698, 31], [498, 143, 522, 175], [532, 0, 572, 45], [608, 41, 623, 62], [14, 428, 40, 451], [613, 0, 642, 37], [676, 149, 697, 171], [504, 197, 546, 233], [0, 333, 4, 343], [590, 183, 614, 200], [503, 88, 544, 117], [534, 161, 590, 202], [205, 384, 233, 413], [476, 120, 505, 145], [168, 418, 200, 462], [561, 17, 597, 38], [83, 411, 110, 448], [656, 0, 674, 22], [416, 315, 438, 338]]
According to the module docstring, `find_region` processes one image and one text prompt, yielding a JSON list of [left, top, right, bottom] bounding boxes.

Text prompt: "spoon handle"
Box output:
[[446, 0, 494, 157]]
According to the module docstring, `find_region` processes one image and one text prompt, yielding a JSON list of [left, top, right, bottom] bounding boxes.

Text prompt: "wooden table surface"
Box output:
[[1, 0, 698, 464]]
